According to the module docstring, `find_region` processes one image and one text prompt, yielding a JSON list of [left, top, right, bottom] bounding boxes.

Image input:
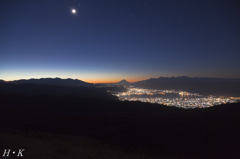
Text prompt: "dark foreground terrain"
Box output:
[[0, 83, 240, 158]]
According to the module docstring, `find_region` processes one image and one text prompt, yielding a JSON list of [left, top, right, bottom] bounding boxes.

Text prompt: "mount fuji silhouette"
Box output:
[[99, 79, 131, 86]]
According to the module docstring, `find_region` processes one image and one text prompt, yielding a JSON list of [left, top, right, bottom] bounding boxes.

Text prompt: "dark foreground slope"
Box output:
[[0, 93, 240, 158], [0, 82, 118, 100]]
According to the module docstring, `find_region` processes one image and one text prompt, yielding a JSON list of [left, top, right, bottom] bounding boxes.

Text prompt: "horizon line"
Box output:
[[2, 76, 240, 84]]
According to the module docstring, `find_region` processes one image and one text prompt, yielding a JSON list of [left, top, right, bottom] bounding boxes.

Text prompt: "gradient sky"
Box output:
[[1, 0, 240, 83]]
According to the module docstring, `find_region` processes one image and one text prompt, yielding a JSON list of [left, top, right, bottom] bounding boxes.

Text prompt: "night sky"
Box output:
[[1, 0, 240, 83]]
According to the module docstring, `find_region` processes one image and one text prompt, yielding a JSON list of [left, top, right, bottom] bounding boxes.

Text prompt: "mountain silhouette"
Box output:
[[99, 79, 131, 86], [132, 76, 240, 96], [8, 77, 93, 87], [115, 79, 131, 85], [3, 76, 240, 96]]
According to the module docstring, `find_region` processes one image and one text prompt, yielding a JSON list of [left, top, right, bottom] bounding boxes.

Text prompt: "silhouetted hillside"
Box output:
[[0, 93, 239, 158], [0, 82, 117, 100], [133, 76, 240, 96], [8, 77, 94, 87]]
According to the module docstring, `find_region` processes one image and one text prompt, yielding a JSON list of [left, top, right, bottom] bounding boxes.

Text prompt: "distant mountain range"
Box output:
[[132, 76, 240, 96], [1, 76, 240, 96], [98, 76, 240, 96], [4, 78, 94, 87], [2, 78, 131, 87]]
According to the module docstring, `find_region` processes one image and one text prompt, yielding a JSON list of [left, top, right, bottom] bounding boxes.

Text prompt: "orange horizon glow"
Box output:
[[76, 78, 142, 83], [84, 79, 142, 83], [2, 77, 145, 84], [85, 78, 144, 83]]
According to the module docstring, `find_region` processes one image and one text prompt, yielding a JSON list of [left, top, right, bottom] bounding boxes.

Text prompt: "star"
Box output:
[[71, 9, 76, 14]]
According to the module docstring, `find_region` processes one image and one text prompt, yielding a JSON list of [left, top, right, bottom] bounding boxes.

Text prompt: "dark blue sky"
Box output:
[[1, 0, 239, 82]]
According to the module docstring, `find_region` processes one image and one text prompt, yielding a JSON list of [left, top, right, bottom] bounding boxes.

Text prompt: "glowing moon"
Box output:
[[72, 9, 76, 14]]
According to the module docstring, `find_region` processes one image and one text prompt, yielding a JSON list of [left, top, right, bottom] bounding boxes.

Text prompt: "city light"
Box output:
[[113, 86, 239, 109]]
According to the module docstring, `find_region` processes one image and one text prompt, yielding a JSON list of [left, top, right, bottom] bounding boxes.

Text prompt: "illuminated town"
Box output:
[[114, 86, 239, 109]]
